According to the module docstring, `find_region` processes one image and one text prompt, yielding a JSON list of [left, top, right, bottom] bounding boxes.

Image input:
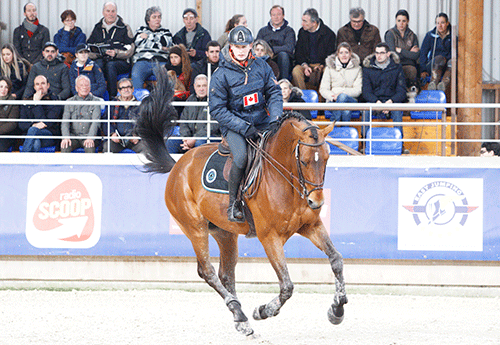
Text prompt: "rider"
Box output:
[[209, 26, 283, 222]]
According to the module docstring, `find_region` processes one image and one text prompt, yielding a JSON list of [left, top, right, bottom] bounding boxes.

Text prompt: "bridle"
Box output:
[[246, 124, 328, 199]]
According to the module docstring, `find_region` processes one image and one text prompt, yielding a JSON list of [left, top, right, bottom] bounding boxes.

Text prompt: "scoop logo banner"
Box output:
[[26, 172, 102, 248]]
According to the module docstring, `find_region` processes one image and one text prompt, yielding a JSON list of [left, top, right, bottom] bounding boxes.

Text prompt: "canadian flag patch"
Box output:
[[243, 93, 258, 107]]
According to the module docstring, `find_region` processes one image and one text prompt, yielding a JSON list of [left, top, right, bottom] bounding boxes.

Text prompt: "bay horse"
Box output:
[[135, 70, 347, 336]]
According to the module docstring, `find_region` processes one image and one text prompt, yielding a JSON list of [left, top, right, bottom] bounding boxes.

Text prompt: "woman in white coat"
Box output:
[[319, 42, 362, 122]]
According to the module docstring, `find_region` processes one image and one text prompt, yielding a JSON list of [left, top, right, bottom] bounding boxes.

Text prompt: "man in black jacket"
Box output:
[[87, 2, 135, 97], [362, 43, 406, 139], [189, 41, 220, 94], [256, 5, 296, 81], [292, 8, 336, 92], [13, 3, 50, 64], [173, 8, 211, 62], [22, 42, 70, 100], [19, 75, 63, 152]]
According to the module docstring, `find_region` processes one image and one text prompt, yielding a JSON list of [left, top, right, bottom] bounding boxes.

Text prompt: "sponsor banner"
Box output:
[[26, 172, 102, 248], [0, 164, 499, 260], [398, 178, 483, 251]]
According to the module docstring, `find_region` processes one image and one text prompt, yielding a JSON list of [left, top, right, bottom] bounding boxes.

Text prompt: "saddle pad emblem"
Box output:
[[201, 151, 229, 194], [243, 92, 258, 107]]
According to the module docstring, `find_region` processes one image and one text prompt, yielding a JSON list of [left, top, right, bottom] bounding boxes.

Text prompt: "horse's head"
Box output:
[[269, 113, 333, 210]]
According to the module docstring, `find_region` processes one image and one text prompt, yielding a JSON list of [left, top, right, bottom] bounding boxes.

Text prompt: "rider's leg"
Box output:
[[225, 130, 247, 222]]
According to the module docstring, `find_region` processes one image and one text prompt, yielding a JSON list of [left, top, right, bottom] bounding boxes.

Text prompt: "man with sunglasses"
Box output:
[[337, 7, 381, 62]]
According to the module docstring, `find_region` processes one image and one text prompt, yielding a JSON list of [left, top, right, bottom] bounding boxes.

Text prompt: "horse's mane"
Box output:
[[268, 111, 309, 138]]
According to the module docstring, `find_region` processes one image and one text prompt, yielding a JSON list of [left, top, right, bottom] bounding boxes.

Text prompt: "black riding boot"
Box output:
[[227, 165, 245, 223]]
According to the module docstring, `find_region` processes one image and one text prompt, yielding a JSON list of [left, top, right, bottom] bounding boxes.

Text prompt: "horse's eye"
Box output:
[[301, 160, 308, 167]]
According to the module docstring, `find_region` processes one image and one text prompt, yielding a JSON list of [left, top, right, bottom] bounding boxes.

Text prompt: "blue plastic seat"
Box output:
[[327, 127, 359, 155], [19, 145, 56, 153], [365, 127, 402, 155], [71, 147, 99, 153], [300, 89, 318, 119], [117, 73, 130, 81], [120, 148, 136, 153], [410, 90, 446, 119]]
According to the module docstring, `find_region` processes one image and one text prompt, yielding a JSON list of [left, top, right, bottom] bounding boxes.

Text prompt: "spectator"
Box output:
[[87, 2, 135, 97], [279, 79, 311, 120], [1, 43, 31, 99], [253, 39, 280, 78], [419, 13, 452, 91], [166, 45, 191, 101], [362, 43, 406, 146], [319, 42, 362, 122], [168, 74, 220, 154], [385, 9, 419, 92], [480, 142, 500, 157], [256, 5, 295, 81], [22, 41, 71, 100], [337, 7, 381, 62], [292, 8, 336, 91], [131, 6, 173, 90], [217, 14, 247, 48], [13, 2, 50, 64], [53, 9, 86, 67], [173, 8, 211, 62], [189, 41, 220, 94], [0, 77, 20, 152], [18, 75, 63, 152], [69, 43, 107, 98], [60, 75, 103, 153], [102, 78, 144, 153]]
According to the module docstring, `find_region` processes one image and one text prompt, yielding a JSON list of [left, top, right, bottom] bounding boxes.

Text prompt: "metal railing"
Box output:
[[0, 99, 498, 156]]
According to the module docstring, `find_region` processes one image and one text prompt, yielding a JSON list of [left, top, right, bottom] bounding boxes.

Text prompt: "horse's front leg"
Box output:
[[300, 222, 348, 325], [187, 228, 253, 336], [253, 235, 294, 321]]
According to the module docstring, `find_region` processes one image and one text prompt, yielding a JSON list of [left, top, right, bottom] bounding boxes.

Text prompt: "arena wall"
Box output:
[[0, 153, 499, 286]]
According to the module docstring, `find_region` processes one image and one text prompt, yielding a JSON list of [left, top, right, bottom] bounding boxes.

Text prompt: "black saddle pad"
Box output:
[[202, 150, 229, 194]]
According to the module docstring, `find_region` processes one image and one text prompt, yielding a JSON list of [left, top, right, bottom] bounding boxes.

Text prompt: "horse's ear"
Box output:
[[320, 123, 335, 137], [290, 122, 304, 136]]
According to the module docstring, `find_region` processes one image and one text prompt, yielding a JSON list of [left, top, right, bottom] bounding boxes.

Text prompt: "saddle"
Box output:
[[201, 135, 268, 238]]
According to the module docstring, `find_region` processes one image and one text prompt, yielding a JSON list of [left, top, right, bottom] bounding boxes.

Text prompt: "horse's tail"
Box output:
[[135, 67, 177, 174]]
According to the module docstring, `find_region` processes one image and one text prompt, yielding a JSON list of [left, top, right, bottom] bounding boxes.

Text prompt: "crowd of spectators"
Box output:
[[0, 2, 453, 153]]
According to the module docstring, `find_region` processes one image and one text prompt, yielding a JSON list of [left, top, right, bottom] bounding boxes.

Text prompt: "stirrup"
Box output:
[[228, 201, 245, 223]]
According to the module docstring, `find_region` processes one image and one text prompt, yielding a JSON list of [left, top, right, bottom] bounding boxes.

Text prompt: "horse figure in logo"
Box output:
[[135, 70, 347, 336]]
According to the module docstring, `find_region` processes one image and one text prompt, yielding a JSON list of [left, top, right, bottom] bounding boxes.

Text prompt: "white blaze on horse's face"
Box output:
[[315, 151, 319, 162]]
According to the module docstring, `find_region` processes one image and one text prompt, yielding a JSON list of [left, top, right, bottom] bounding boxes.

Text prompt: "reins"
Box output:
[[245, 124, 327, 199]]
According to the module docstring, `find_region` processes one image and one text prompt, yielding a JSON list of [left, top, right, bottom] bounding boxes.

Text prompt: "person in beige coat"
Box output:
[[319, 42, 362, 121]]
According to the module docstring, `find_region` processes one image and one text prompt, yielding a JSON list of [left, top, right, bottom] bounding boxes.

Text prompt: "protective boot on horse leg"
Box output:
[[226, 130, 248, 223]]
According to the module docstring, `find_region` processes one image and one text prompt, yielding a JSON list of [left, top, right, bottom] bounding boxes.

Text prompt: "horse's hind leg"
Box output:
[[209, 224, 238, 296], [253, 236, 294, 321], [300, 223, 348, 325], [187, 226, 253, 336]]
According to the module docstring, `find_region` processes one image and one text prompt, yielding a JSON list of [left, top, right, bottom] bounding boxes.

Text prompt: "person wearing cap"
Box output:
[[61, 75, 103, 153], [209, 26, 283, 223], [173, 8, 212, 62], [22, 41, 71, 100], [69, 43, 107, 98], [13, 2, 50, 64], [87, 2, 135, 97], [131, 6, 174, 89]]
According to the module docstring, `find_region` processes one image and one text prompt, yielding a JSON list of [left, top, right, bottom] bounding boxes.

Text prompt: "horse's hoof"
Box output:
[[234, 321, 254, 336], [253, 304, 280, 320], [327, 304, 344, 325]]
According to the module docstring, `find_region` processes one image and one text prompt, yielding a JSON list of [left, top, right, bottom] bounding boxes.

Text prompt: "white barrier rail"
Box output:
[[1, 99, 498, 154]]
